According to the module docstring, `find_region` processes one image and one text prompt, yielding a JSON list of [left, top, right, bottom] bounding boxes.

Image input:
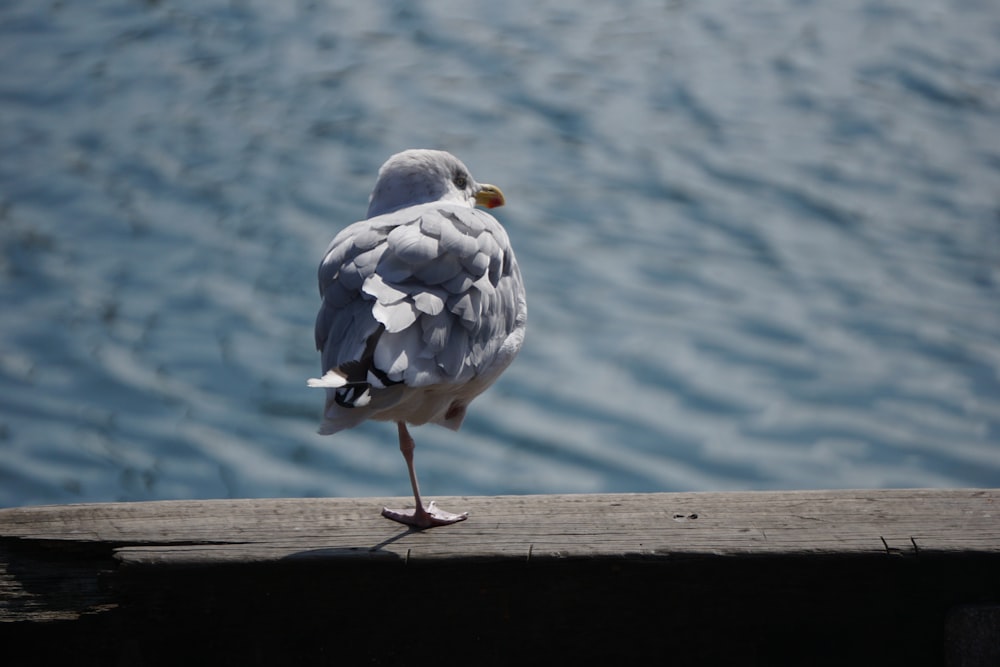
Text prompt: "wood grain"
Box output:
[[1, 489, 996, 566]]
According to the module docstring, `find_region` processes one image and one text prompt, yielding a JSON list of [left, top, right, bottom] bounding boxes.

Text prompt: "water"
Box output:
[[1, 0, 999, 507]]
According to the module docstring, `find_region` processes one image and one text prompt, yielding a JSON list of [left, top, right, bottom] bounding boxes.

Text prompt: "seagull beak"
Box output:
[[474, 183, 505, 209]]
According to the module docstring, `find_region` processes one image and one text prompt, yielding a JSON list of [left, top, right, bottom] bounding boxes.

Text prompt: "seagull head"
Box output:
[[366, 149, 505, 219]]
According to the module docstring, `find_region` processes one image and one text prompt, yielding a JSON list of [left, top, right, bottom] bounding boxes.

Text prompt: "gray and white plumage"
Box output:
[[308, 149, 526, 525]]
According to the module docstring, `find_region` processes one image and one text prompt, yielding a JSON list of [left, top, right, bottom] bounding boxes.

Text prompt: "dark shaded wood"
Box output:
[[2, 490, 998, 666]]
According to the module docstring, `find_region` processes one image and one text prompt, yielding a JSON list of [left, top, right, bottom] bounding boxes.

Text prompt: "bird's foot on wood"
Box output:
[[381, 501, 468, 529]]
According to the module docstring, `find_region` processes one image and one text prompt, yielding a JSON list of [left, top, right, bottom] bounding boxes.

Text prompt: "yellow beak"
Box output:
[[474, 183, 505, 209]]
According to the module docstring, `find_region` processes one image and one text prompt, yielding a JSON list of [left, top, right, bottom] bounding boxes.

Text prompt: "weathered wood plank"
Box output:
[[2, 490, 998, 666], [1, 489, 997, 566]]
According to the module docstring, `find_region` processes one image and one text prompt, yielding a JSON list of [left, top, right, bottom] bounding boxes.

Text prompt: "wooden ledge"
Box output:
[[2, 488, 997, 566], [2, 489, 998, 666]]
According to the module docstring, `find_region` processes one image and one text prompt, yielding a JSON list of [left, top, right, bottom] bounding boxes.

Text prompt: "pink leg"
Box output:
[[381, 422, 468, 528]]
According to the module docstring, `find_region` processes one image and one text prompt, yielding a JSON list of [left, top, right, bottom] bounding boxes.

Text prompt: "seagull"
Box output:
[[308, 149, 527, 528]]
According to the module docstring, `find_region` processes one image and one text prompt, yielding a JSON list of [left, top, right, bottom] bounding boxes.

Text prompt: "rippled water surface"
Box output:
[[2, 1, 999, 506]]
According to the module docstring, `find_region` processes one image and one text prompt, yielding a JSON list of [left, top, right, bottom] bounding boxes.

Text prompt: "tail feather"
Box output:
[[306, 370, 349, 388]]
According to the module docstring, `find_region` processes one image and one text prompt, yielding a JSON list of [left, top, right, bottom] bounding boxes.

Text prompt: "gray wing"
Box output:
[[313, 201, 526, 424]]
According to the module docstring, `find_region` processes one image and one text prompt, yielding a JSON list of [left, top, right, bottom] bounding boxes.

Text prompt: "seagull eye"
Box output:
[[453, 174, 468, 189]]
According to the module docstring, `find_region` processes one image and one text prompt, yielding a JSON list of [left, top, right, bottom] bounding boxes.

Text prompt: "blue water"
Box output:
[[2, 1, 999, 507]]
